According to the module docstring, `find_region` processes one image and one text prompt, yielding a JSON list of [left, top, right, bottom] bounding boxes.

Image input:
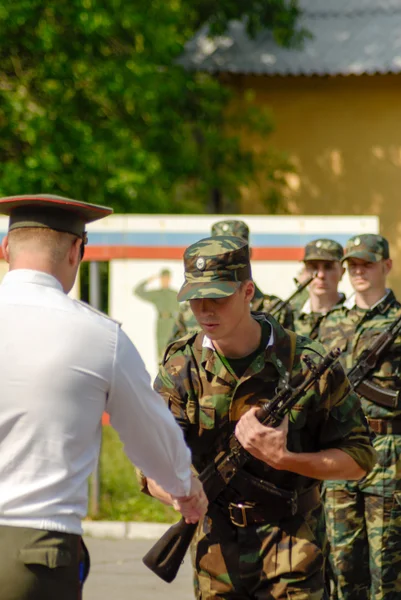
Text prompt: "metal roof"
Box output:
[[179, 0, 401, 76]]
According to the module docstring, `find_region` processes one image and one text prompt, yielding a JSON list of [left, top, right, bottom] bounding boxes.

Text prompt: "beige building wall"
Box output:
[[233, 74, 401, 295]]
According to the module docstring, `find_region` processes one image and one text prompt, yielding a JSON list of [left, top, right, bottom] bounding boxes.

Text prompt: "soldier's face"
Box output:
[[347, 258, 391, 292], [190, 281, 254, 340], [304, 260, 344, 296]]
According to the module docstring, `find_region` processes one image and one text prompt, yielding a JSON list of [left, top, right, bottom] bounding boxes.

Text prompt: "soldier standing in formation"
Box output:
[[142, 235, 376, 599], [168, 219, 293, 344], [293, 239, 346, 339], [0, 195, 207, 600], [318, 234, 401, 600], [133, 268, 179, 362]]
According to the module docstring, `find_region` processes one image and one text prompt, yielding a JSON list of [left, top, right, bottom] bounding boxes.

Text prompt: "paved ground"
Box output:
[[83, 537, 194, 600]]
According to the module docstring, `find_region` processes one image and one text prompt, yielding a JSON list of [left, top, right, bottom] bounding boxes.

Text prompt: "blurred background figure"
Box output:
[[293, 238, 345, 339], [134, 268, 179, 362]]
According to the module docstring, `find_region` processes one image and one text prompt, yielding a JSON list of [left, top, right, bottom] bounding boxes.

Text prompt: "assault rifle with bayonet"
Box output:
[[347, 311, 401, 408], [142, 347, 342, 583], [269, 272, 316, 318]]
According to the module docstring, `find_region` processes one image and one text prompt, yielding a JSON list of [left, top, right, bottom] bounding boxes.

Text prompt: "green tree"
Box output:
[[0, 0, 302, 213]]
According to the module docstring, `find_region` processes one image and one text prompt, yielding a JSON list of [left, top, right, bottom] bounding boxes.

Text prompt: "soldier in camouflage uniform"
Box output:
[[318, 234, 401, 600], [293, 239, 346, 339], [142, 235, 376, 599], [168, 219, 293, 343], [133, 268, 179, 362]]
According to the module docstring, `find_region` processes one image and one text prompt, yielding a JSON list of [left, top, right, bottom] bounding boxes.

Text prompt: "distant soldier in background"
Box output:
[[168, 219, 293, 343], [318, 234, 401, 600], [134, 268, 179, 362], [293, 239, 345, 339]]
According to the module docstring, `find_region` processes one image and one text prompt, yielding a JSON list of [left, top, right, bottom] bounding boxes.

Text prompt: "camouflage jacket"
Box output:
[[155, 314, 375, 498], [318, 289, 401, 495], [293, 293, 346, 340], [318, 290, 401, 421], [168, 283, 293, 344]]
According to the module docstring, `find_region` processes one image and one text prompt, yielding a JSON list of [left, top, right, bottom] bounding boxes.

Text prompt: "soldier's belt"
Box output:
[[227, 486, 321, 527], [367, 418, 401, 435]]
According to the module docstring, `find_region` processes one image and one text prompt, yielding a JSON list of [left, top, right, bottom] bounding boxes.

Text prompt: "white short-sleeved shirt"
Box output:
[[0, 269, 192, 534]]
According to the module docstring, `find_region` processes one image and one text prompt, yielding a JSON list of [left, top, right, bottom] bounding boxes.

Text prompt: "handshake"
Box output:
[[148, 473, 208, 524], [172, 474, 208, 524]]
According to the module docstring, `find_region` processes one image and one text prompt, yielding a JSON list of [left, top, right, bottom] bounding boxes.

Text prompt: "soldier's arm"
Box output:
[[236, 410, 367, 480], [235, 347, 376, 481], [133, 277, 158, 302]]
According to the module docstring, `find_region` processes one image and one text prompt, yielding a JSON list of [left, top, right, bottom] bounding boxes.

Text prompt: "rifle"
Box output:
[[142, 347, 342, 583], [347, 311, 401, 408], [269, 272, 316, 318]]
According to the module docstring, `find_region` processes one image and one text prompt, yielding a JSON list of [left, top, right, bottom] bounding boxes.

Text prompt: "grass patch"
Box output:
[[89, 425, 178, 522]]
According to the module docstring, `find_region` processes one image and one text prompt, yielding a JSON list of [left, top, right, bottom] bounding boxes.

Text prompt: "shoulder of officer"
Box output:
[[73, 299, 122, 327], [162, 331, 199, 364]]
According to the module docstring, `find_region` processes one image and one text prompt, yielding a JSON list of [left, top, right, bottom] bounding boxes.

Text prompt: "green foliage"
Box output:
[[92, 425, 177, 522], [0, 0, 301, 213]]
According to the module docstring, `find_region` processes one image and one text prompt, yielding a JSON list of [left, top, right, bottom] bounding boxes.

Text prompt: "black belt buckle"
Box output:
[[228, 503, 248, 527]]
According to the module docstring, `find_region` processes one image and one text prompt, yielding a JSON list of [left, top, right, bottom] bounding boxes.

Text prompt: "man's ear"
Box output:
[[69, 237, 82, 266], [244, 280, 255, 303], [383, 258, 392, 276], [2, 235, 10, 264]]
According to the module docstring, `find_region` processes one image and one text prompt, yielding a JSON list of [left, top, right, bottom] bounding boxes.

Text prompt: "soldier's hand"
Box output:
[[171, 474, 208, 524], [235, 408, 290, 469]]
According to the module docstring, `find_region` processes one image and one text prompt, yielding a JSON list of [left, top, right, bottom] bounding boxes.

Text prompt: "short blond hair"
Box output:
[[8, 227, 78, 265]]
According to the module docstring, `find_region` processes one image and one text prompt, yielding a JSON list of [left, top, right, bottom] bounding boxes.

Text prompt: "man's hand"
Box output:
[[172, 474, 208, 524], [235, 408, 291, 470]]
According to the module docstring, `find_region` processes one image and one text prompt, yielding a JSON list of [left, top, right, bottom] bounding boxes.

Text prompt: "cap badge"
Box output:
[[222, 224, 229, 231], [315, 241, 322, 248], [196, 257, 206, 271], [353, 237, 361, 246]]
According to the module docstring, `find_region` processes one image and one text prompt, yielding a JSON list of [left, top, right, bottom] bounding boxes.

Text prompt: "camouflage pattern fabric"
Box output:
[[293, 293, 346, 340], [211, 219, 249, 240], [318, 290, 401, 599], [133, 280, 179, 362], [149, 314, 375, 599], [304, 239, 344, 262], [177, 235, 251, 302], [342, 234, 390, 264]]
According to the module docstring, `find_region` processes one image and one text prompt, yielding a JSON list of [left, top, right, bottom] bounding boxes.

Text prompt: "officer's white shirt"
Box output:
[[0, 269, 192, 534]]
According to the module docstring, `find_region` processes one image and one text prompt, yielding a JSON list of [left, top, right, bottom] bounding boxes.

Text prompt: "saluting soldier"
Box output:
[[293, 239, 346, 339], [0, 194, 207, 600], [134, 268, 179, 362], [168, 219, 293, 344], [141, 235, 376, 599], [318, 234, 401, 600]]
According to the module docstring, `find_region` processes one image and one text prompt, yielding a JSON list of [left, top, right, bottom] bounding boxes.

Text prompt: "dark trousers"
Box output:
[[0, 525, 89, 600]]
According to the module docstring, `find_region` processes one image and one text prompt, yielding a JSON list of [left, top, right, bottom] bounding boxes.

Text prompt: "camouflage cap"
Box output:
[[177, 235, 252, 302], [303, 238, 343, 262], [211, 219, 249, 241], [342, 234, 390, 263]]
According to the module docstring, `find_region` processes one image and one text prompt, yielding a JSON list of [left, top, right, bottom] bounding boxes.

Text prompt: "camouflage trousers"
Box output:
[[323, 483, 401, 600], [191, 506, 327, 599]]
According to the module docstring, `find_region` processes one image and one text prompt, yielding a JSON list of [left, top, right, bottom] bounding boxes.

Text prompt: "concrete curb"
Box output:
[[83, 521, 171, 540]]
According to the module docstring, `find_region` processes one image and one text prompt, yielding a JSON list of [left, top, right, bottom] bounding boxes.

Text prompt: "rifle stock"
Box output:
[[142, 348, 341, 583], [142, 519, 197, 583]]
